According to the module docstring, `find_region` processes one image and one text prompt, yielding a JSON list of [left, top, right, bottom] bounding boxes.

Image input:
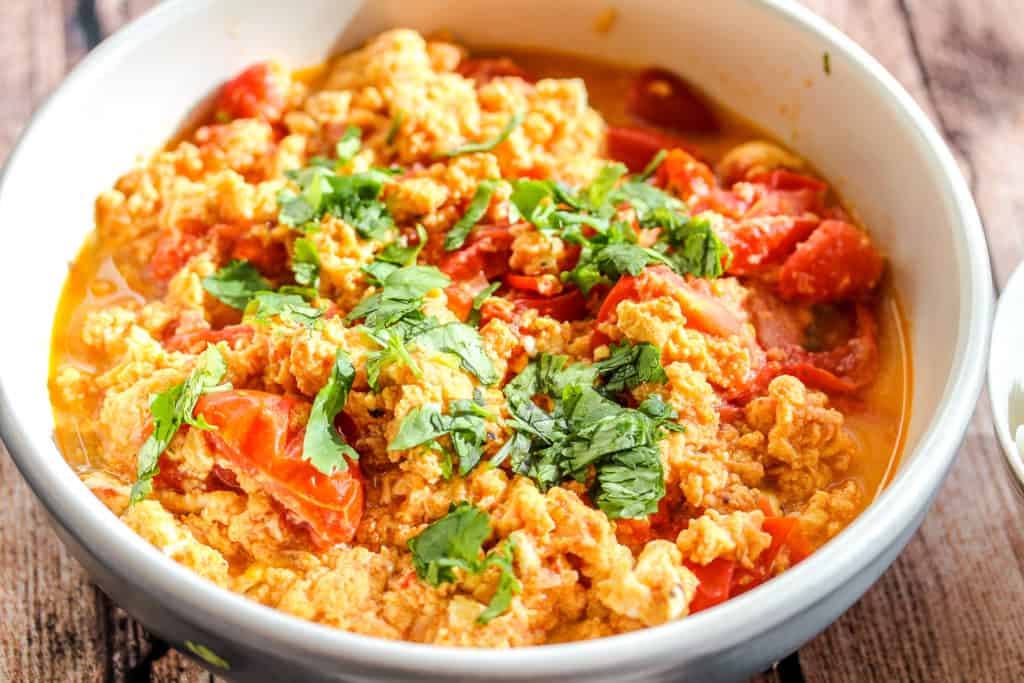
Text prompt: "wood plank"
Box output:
[[0, 2, 112, 681], [794, 1, 1024, 681]]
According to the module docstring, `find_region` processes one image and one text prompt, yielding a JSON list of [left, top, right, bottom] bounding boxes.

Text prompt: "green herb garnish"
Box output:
[[303, 349, 359, 474], [291, 238, 321, 290], [389, 397, 492, 477], [442, 111, 523, 158], [201, 260, 272, 310], [386, 111, 404, 145], [246, 292, 325, 328], [130, 345, 229, 504], [335, 126, 362, 165], [594, 341, 669, 394], [467, 281, 500, 327], [408, 502, 521, 623], [445, 180, 499, 251], [277, 165, 395, 239]]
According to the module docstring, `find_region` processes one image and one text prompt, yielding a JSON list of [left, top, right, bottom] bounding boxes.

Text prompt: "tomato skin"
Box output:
[[657, 148, 716, 202], [606, 126, 702, 174], [151, 231, 202, 281], [512, 288, 587, 322], [597, 266, 744, 339], [439, 224, 516, 281], [778, 220, 884, 304], [721, 215, 821, 276], [214, 62, 286, 123], [686, 558, 736, 613], [504, 273, 546, 294], [230, 233, 289, 278], [195, 390, 364, 547], [457, 57, 533, 85], [626, 68, 717, 134], [444, 272, 491, 321]]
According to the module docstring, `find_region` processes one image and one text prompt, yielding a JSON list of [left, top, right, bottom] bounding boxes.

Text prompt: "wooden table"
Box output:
[[1, 1, 1021, 680]]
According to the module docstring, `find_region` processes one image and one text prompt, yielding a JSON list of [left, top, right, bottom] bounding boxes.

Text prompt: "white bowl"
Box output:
[[989, 264, 1024, 498], [0, 0, 992, 680]]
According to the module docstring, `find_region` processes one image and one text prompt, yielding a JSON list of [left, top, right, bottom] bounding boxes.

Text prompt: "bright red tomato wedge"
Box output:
[[214, 62, 287, 123], [512, 288, 588, 322], [195, 390, 364, 547], [439, 224, 517, 281], [606, 126, 702, 174], [778, 220, 885, 304], [626, 68, 718, 134]]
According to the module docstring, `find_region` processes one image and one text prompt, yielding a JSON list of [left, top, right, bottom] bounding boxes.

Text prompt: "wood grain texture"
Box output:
[[0, 0, 1021, 681]]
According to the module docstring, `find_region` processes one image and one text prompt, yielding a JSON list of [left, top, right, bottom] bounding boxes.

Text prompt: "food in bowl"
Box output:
[[49, 29, 909, 647]]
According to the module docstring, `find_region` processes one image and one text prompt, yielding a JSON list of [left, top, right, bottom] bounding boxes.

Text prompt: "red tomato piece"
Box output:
[[778, 220, 885, 304], [512, 288, 587, 322], [657, 148, 716, 202], [504, 273, 546, 294], [456, 57, 533, 85], [686, 558, 736, 613], [439, 224, 516, 281], [164, 324, 255, 354], [626, 68, 717, 134], [151, 231, 203, 281], [231, 233, 289, 278], [606, 126, 702, 174], [214, 62, 287, 123], [195, 390, 364, 547], [444, 273, 491, 321], [721, 215, 821, 276]]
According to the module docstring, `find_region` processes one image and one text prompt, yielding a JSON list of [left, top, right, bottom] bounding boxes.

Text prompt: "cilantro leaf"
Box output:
[[246, 292, 325, 327], [595, 341, 669, 394], [347, 265, 449, 328], [291, 238, 321, 289], [278, 165, 395, 239], [335, 126, 362, 165], [364, 325, 423, 391], [407, 502, 521, 623], [592, 444, 666, 519], [443, 111, 523, 158], [409, 502, 492, 586], [661, 214, 732, 279], [584, 162, 627, 210], [415, 322, 499, 386], [130, 345, 229, 504], [303, 349, 359, 474], [475, 538, 521, 624], [389, 399, 491, 476], [638, 149, 667, 181], [386, 111, 404, 145], [445, 180, 499, 251], [201, 260, 272, 310]]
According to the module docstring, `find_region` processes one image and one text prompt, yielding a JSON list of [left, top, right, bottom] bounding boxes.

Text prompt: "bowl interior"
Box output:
[[0, 0, 989, 676]]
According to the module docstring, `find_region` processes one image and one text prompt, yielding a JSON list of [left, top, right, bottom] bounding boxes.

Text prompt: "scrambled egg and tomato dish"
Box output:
[[49, 30, 907, 646]]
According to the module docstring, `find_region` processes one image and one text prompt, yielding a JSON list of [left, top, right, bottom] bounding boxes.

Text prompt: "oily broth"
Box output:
[[48, 46, 911, 510]]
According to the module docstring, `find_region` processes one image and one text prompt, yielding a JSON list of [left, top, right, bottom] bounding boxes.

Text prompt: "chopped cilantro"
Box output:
[[388, 397, 491, 477], [277, 165, 395, 239], [335, 126, 362, 164], [130, 345, 229, 504], [443, 111, 523, 158], [445, 180, 499, 251], [408, 502, 521, 623], [201, 260, 272, 310], [364, 224, 428, 286], [291, 238, 321, 289], [386, 111, 404, 145], [659, 213, 732, 279], [416, 322, 500, 386], [303, 349, 359, 474], [595, 341, 669, 394], [346, 265, 449, 328], [246, 292, 324, 328], [492, 352, 682, 519], [639, 149, 667, 181]]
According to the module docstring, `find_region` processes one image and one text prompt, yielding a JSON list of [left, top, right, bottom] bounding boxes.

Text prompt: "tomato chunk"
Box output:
[[779, 220, 884, 304], [626, 68, 717, 134], [195, 390, 364, 546], [686, 558, 736, 613], [721, 215, 820, 276], [444, 272, 491, 321], [657, 148, 716, 202], [512, 288, 587, 322], [606, 126, 702, 174], [214, 62, 287, 123], [439, 224, 516, 281]]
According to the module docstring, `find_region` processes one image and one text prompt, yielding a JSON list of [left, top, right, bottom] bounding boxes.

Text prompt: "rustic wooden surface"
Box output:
[[1, 0, 1022, 680]]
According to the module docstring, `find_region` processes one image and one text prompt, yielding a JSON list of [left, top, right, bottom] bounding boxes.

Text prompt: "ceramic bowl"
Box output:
[[0, 0, 992, 681], [989, 264, 1024, 499]]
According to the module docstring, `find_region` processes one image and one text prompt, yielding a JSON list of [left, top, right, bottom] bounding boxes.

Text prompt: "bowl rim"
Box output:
[[989, 264, 1024, 494], [0, 0, 993, 677]]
